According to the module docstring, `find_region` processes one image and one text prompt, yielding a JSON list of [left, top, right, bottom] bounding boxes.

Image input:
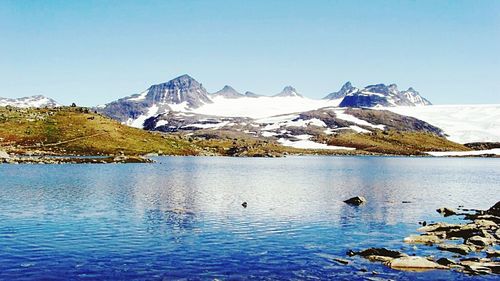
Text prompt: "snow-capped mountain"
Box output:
[[328, 83, 431, 107], [211, 85, 244, 99], [99, 74, 212, 126], [273, 86, 303, 98], [0, 95, 60, 108], [98, 74, 434, 131]]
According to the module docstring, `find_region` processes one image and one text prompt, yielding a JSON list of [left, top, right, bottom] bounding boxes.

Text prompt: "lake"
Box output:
[[0, 156, 499, 280]]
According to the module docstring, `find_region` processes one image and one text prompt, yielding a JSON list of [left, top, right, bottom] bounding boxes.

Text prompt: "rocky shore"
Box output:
[[0, 150, 152, 164], [347, 201, 500, 275]]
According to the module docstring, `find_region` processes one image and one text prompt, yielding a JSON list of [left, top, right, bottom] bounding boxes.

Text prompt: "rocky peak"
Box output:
[[323, 81, 357, 100], [212, 85, 244, 99], [274, 86, 302, 97], [145, 74, 212, 107]]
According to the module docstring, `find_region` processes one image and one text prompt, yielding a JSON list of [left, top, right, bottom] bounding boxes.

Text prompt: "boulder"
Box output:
[[356, 248, 406, 258], [386, 256, 447, 271], [0, 150, 10, 159], [437, 244, 475, 255], [436, 207, 457, 217], [343, 196, 367, 206], [417, 222, 461, 233], [474, 219, 498, 229], [466, 235, 495, 247], [436, 258, 456, 266], [487, 201, 500, 216], [486, 250, 500, 258], [404, 234, 441, 245]]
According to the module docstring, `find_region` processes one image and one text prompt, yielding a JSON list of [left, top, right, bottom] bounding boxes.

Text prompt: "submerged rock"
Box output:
[[386, 256, 447, 271], [344, 196, 367, 206]]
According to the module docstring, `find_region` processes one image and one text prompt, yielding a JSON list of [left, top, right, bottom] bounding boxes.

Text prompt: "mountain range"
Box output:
[[2, 74, 499, 146], [96, 74, 431, 126], [0, 95, 60, 108]]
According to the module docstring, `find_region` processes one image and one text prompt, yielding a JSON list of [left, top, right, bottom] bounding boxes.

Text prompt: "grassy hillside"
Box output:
[[319, 130, 468, 155], [0, 106, 200, 155], [0, 106, 470, 157]]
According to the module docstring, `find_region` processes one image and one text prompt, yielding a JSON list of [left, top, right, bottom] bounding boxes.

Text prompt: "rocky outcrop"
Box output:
[[335, 83, 431, 107], [343, 196, 367, 206]]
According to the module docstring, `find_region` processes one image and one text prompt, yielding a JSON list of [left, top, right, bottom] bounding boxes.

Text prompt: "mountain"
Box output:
[[337, 83, 431, 107], [0, 95, 60, 108], [273, 86, 303, 97], [99, 74, 212, 126], [323, 82, 357, 100], [212, 85, 244, 99]]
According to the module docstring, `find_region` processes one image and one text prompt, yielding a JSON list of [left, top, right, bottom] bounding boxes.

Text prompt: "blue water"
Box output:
[[0, 156, 499, 280]]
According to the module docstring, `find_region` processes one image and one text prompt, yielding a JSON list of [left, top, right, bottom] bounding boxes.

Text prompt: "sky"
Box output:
[[0, 0, 499, 106]]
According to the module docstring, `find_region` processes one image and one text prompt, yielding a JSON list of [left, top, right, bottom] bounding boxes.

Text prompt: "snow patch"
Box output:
[[427, 149, 500, 156]]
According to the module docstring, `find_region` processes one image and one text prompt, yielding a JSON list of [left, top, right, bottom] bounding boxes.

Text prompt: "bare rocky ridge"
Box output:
[[99, 74, 212, 123]]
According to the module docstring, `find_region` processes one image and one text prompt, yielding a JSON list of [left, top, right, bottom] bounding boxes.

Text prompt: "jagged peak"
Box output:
[[274, 86, 302, 97]]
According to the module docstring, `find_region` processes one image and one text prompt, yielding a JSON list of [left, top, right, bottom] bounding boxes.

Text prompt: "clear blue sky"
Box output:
[[1, 0, 499, 105]]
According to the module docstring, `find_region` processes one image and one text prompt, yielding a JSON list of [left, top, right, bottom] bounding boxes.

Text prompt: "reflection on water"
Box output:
[[0, 156, 499, 280]]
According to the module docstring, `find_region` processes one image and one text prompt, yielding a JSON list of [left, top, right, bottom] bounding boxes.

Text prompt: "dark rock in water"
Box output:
[[241, 202, 248, 208], [356, 248, 406, 258], [436, 257, 456, 266], [487, 201, 500, 216], [332, 257, 349, 265], [436, 207, 457, 217], [344, 196, 367, 206]]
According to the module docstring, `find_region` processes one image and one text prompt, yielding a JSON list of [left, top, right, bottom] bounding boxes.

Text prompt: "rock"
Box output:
[[241, 202, 248, 208], [417, 222, 461, 233], [486, 250, 500, 258], [437, 244, 475, 255], [466, 235, 495, 247], [367, 255, 394, 263], [0, 150, 10, 159], [404, 234, 441, 245], [343, 196, 367, 206], [436, 207, 457, 217], [332, 258, 349, 265], [487, 201, 500, 216], [474, 219, 499, 229], [436, 257, 456, 266], [386, 256, 448, 271], [460, 260, 500, 274], [356, 248, 406, 258]]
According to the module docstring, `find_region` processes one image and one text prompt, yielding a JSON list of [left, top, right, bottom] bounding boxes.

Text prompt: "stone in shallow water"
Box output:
[[356, 248, 406, 258], [386, 256, 447, 271], [466, 235, 495, 247], [417, 222, 461, 233], [404, 234, 441, 245], [343, 196, 367, 206], [437, 244, 475, 255], [436, 207, 457, 217]]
